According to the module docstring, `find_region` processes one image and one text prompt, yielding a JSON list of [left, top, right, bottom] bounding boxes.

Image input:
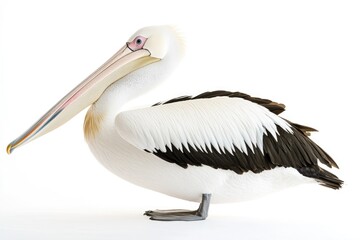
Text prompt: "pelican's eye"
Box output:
[[127, 36, 147, 51]]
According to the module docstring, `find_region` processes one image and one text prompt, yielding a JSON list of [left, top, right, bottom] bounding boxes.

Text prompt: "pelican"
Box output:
[[7, 25, 343, 221]]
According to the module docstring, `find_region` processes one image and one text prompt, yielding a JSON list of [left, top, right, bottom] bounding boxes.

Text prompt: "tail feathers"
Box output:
[[298, 166, 343, 190]]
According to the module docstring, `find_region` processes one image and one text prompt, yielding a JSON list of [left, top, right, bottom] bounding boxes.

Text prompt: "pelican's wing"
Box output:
[[116, 91, 342, 189], [156, 90, 317, 136]]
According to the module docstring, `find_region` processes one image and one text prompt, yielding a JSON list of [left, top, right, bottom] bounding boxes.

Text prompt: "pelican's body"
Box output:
[[86, 98, 307, 203], [8, 26, 343, 220]]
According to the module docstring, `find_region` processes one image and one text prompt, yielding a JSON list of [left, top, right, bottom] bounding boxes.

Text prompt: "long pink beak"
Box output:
[[7, 44, 159, 154]]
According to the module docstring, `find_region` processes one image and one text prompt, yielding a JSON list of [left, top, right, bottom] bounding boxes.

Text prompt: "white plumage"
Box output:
[[117, 97, 292, 154]]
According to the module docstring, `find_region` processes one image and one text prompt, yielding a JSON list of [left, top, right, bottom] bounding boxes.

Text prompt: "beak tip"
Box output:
[[6, 144, 13, 155]]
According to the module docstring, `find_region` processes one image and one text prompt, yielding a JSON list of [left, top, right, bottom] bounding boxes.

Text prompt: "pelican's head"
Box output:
[[7, 25, 184, 154], [128, 25, 184, 60]]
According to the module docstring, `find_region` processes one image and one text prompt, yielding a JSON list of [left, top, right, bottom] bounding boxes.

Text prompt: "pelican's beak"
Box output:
[[7, 44, 159, 154]]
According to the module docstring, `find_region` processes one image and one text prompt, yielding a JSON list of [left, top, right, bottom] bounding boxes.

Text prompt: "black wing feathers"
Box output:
[[153, 90, 286, 115]]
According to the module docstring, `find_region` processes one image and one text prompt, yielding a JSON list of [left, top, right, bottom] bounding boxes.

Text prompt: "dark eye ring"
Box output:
[[136, 38, 142, 45]]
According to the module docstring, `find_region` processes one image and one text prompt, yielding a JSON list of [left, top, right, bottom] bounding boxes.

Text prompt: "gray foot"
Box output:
[[144, 193, 211, 221]]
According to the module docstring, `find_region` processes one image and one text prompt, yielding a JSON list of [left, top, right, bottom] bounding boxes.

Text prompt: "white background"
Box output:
[[1, 0, 359, 239]]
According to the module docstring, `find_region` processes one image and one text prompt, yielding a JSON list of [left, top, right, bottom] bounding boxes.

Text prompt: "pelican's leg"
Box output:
[[144, 193, 211, 221]]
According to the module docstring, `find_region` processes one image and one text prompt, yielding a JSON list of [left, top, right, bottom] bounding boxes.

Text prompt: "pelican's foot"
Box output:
[[144, 193, 211, 221]]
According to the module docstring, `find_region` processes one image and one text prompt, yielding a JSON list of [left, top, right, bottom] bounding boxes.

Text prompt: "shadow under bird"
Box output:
[[7, 25, 343, 221]]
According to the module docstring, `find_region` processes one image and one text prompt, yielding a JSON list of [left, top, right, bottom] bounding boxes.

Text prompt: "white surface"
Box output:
[[0, 0, 359, 239]]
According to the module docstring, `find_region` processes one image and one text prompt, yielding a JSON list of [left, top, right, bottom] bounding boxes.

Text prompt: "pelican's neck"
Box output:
[[94, 30, 183, 116], [86, 26, 184, 138], [84, 64, 171, 140], [93, 53, 180, 118], [84, 60, 176, 140]]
